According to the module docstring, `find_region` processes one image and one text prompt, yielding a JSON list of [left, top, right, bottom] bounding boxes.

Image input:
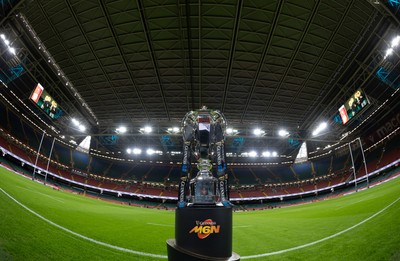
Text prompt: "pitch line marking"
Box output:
[[16, 186, 65, 203], [1, 187, 399, 260], [147, 222, 173, 227], [241, 196, 400, 259], [0, 188, 167, 259]]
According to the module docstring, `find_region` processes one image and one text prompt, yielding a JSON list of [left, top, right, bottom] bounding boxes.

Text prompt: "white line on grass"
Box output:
[[1, 186, 399, 260], [241, 196, 400, 259], [0, 188, 167, 259], [147, 223, 173, 227], [16, 186, 65, 203]]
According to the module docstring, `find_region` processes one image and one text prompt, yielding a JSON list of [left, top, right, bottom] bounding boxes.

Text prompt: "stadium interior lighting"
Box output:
[[8, 47, 16, 55], [146, 148, 155, 155], [385, 48, 393, 57], [0, 33, 16, 56], [253, 128, 265, 136], [167, 127, 180, 133], [384, 35, 400, 59], [262, 151, 278, 157], [278, 129, 289, 137], [391, 35, 400, 47], [78, 125, 86, 132], [248, 151, 258, 157], [116, 126, 127, 134], [226, 127, 238, 135], [262, 151, 271, 157], [140, 126, 152, 134], [133, 148, 142, 155], [72, 118, 80, 126], [312, 122, 328, 136], [71, 118, 86, 132], [126, 148, 142, 155]]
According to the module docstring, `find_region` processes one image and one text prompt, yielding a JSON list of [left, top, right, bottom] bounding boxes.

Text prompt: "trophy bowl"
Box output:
[[189, 159, 218, 205]]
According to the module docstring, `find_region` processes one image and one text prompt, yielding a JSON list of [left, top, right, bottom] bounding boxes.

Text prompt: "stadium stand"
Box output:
[[53, 143, 72, 166], [0, 103, 399, 208]]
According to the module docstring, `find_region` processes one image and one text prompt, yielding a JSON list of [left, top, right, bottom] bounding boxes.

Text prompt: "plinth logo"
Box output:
[[189, 219, 220, 239]]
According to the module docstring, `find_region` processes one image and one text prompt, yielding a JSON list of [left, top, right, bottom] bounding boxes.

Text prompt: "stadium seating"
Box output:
[[0, 106, 8, 128], [233, 167, 257, 185], [53, 143, 72, 166], [106, 161, 133, 179], [0, 102, 399, 205]]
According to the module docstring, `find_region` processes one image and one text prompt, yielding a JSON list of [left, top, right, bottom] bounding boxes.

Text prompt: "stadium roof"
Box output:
[[0, 0, 399, 161]]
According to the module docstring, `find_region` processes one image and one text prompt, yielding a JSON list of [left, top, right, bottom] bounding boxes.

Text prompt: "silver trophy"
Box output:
[[178, 106, 230, 207], [190, 159, 218, 204]]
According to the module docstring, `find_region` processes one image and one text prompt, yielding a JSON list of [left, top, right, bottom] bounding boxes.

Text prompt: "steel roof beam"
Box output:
[[221, 0, 243, 113], [177, 0, 191, 112], [0, 0, 26, 27], [240, 0, 284, 123], [97, 0, 149, 121], [64, 0, 133, 123], [34, 2, 100, 125], [185, 0, 195, 110], [261, 0, 321, 122], [136, 0, 170, 120]]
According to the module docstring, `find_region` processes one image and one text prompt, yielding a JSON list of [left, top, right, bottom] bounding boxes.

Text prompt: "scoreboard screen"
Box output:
[[338, 88, 369, 125], [30, 83, 63, 120]]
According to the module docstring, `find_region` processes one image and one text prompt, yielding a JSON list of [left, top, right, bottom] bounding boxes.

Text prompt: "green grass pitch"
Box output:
[[0, 167, 399, 260]]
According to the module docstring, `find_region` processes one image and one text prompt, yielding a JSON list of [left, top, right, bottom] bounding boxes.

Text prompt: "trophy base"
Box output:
[[167, 239, 240, 261], [167, 206, 238, 260], [187, 202, 218, 207]]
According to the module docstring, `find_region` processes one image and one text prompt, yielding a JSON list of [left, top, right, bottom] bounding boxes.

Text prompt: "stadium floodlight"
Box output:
[[126, 148, 132, 154], [116, 126, 127, 134], [167, 127, 180, 133], [146, 148, 155, 155], [312, 122, 328, 136], [253, 128, 265, 136], [262, 151, 271, 157], [226, 127, 238, 135], [72, 118, 80, 126], [391, 35, 400, 48], [248, 151, 258, 157], [0, 34, 16, 56], [78, 125, 86, 132], [8, 47, 16, 55], [385, 48, 394, 59], [133, 148, 142, 155], [140, 126, 152, 134], [272, 151, 278, 157], [278, 129, 289, 137]]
